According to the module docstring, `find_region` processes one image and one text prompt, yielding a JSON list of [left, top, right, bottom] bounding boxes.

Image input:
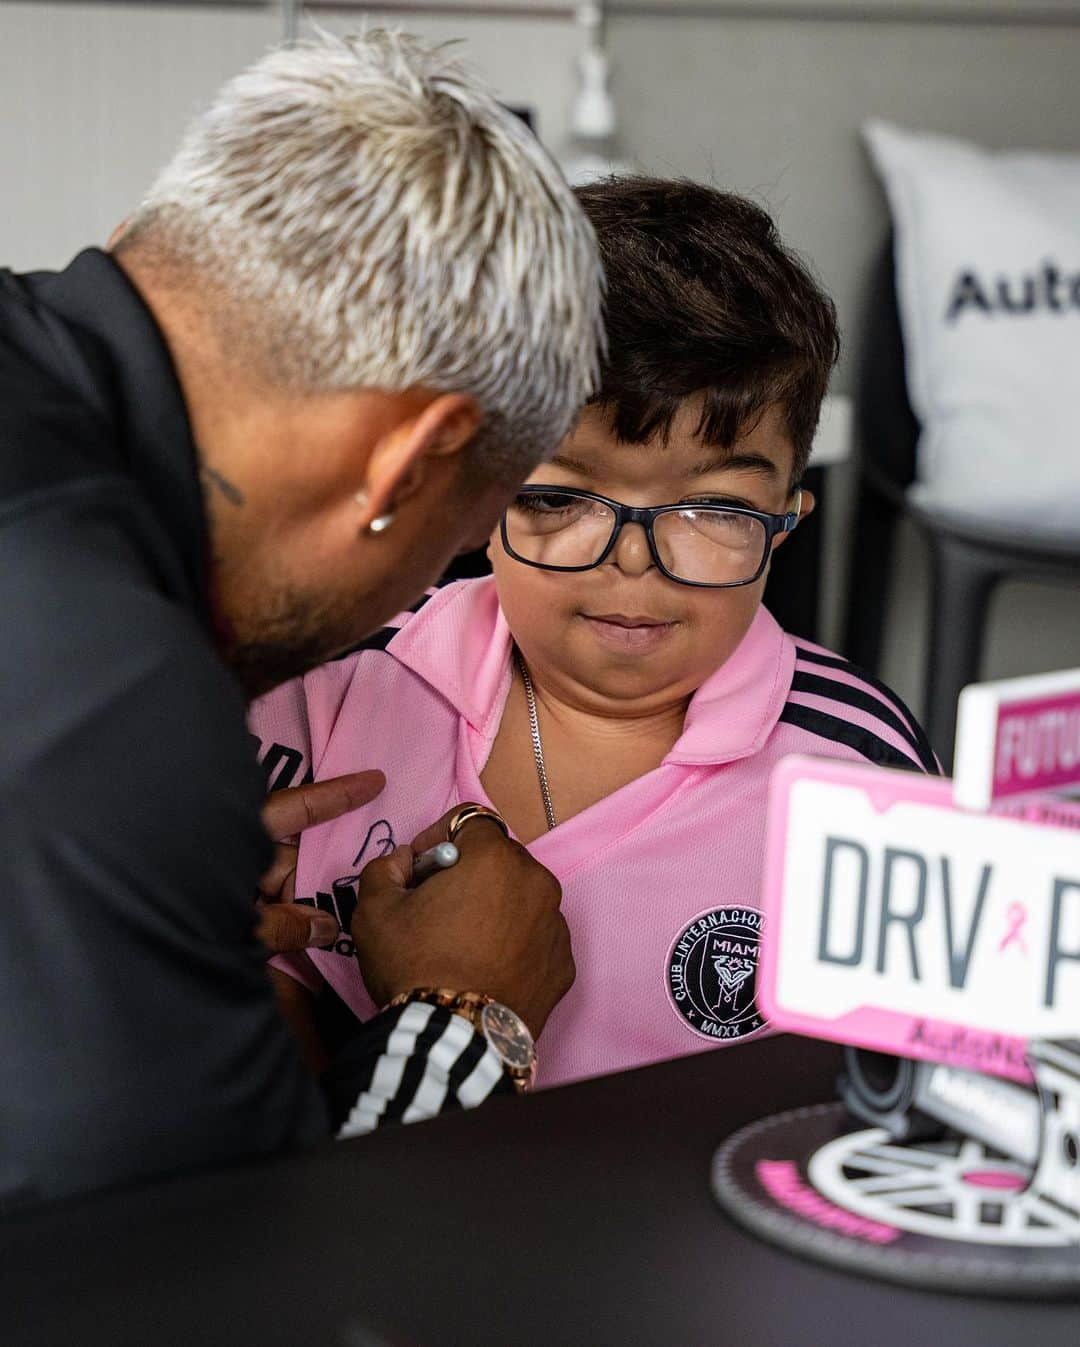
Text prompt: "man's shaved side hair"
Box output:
[[120, 29, 603, 474]]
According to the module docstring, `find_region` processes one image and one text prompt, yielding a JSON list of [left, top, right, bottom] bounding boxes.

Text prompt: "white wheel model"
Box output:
[[808, 1129, 1080, 1247]]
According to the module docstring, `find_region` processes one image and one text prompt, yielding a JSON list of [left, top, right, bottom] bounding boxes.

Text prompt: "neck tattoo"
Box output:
[[200, 462, 246, 508], [514, 648, 558, 832]]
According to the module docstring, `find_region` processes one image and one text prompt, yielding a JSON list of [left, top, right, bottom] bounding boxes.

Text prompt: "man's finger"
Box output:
[[257, 844, 298, 901], [256, 900, 340, 954], [262, 770, 386, 842], [356, 845, 414, 900], [409, 811, 457, 858]]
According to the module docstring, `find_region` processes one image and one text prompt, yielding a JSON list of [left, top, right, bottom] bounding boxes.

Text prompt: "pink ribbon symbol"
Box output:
[[998, 902, 1029, 955]]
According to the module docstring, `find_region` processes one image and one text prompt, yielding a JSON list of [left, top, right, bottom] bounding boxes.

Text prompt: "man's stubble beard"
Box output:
[[207, 460, 517, 701], [217, 579, 362, 702], [223, 592, 344, 700]]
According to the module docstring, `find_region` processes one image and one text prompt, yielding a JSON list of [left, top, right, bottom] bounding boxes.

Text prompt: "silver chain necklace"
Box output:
[[514, 649, 558, 831]]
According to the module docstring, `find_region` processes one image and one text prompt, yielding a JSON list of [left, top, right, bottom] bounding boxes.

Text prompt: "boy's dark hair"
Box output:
[[574, 176, 840, 484]]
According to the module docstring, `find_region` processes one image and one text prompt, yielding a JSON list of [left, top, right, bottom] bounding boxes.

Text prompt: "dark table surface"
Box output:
[[5, 1035, 1078, 1347]]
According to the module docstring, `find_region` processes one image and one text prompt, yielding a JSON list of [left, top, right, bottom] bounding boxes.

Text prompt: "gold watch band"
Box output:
[[383, 986, 492, 1016]]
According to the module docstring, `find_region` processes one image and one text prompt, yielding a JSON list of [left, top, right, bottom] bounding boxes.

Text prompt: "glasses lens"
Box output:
[[653, 507, 768, 585], [504, 491, 616, 569]]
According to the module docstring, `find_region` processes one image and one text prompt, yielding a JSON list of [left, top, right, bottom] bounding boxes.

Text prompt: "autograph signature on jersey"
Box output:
[[293, 819, 396, 958]]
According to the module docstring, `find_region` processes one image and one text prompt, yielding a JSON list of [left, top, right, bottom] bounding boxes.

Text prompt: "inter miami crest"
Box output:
[[666, 906, 767, 1042]]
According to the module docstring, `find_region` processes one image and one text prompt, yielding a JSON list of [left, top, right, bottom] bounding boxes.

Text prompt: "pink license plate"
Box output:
[[756, 757, 1080, 1084]]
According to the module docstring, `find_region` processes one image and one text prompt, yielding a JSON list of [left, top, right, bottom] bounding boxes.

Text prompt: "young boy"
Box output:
[[251, 177, 935, 1087]]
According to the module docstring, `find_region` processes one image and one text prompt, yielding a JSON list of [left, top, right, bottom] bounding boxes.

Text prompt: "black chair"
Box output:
[[843, 240, 1080, 770]]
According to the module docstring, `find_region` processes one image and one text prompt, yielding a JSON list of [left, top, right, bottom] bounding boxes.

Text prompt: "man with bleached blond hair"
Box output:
[[0, 29, 602, 1207]]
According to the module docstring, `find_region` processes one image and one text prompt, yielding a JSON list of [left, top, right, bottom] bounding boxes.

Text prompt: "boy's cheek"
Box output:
[[680, 584, 765, 666], [490, 547, 558, 634]]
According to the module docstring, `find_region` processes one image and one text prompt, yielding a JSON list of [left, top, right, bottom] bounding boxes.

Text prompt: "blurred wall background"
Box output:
[[2, 0, 1079, 724]]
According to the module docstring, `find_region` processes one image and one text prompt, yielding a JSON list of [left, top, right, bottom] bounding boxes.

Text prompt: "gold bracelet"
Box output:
[[382, 987, 487, 1014]]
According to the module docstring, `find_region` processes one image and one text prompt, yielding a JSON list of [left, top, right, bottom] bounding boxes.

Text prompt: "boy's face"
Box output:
[[489, 399, 812, 716]]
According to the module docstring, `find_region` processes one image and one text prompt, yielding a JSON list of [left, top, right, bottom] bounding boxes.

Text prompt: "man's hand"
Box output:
[[256, 770, 385, 954], [351, 808, 575, 1038]]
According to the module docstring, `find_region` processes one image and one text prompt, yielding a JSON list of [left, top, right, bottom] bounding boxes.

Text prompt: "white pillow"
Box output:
[[863, 119, 1080, 538]]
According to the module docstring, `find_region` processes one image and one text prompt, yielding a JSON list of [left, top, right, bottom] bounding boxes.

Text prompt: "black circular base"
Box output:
[[712, 1103, 1080, 1299]]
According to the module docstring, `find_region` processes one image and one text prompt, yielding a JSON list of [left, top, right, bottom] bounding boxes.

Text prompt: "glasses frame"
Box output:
[[500, 485, 802, 589]]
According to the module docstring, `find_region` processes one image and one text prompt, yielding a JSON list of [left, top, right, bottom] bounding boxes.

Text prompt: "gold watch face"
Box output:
[[479, 1001, 536, 1071]]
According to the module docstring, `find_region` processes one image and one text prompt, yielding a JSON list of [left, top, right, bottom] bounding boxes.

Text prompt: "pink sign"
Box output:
[[953, 670, 1080, 811], [993, 693, 1080, 801], [757, 757, 1080, 1085]]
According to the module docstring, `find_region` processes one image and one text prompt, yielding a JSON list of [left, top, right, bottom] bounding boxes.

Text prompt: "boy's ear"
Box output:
[[769, 488, 814, 553], [485, 512, 509, 563], [796, 487, 816, 522]]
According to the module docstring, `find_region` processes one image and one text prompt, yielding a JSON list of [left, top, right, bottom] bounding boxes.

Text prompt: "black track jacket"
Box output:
[[0, 250, 331, 1207]]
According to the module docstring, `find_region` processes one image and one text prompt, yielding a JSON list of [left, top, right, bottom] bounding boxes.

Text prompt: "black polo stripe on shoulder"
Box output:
[[779, 703, 925, 773], [789, 671, 937, 773], [793, 645, 938, 769], [329, 591, 434, 662]]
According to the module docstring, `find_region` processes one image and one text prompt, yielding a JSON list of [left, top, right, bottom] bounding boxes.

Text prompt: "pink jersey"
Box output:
[[250, 578, 934, 1087]]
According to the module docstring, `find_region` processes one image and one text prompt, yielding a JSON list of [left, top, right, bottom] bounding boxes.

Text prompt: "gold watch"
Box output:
[[385, 987, 537, 1093]]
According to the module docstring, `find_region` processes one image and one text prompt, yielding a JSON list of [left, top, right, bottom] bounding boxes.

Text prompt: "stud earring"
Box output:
[[355, 490, 393, 534]]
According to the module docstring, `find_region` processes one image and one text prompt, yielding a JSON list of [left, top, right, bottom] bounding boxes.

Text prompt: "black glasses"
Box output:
[[500, 486, 801, 589]]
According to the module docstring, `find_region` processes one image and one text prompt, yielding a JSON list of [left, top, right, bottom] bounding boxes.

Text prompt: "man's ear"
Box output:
[[106, 218, 132, 250], [359, 393, 482, 527]]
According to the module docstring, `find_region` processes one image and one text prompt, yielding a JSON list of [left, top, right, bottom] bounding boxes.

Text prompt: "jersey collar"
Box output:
[[387, 577, 794, 768]]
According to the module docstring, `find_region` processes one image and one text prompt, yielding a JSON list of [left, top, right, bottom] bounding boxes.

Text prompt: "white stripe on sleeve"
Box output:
[[456, 1043, 506, 1108], [400, 1013, 478, 1124], [337, 1001, 436, 1139]]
